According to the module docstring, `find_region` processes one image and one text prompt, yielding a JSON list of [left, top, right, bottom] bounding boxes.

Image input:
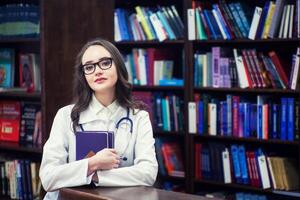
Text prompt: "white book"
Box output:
[[249, 7, 262, 40], [222, 148, 232, 183], [188, 102, 197, 134], [233, 49, 249, 88], [149, 13, 168, 42], [283, 5, 291, 38], [291, 48, 300, 90], [138, 49, 147, 85], [154, 60, 164, 85], [257, 154, 271, 189], [208, 103, 217, 136], [203, 54, 208, 87], [114, 12, 121, 42], [124, 55, 133, 84], [212, 9, 228, 39], [278, 5, 287, 38], [288, 5, 294, 38], [187, 9, 195, 40]]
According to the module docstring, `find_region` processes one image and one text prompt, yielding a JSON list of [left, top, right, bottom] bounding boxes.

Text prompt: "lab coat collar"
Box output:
[[79, 94, 119, 124]]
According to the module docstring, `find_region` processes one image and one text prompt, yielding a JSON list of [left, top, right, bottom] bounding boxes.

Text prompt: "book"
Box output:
[[75, 131, 114, 161], [0, 48, 15, 88]]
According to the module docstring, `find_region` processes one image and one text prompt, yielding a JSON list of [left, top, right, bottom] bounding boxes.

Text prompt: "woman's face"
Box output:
[[82, 45, 118, 95]]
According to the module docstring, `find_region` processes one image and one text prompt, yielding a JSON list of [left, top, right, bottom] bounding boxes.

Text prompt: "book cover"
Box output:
[[0, 48, 15, 88], [75, 131, 114, 161]]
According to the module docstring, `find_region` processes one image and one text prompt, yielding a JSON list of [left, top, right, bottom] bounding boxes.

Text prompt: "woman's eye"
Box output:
[[85, 65, 94, 71], [101, 60, 111, 67]]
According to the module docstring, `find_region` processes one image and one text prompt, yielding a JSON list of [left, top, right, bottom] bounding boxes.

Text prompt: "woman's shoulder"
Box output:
[[132, 108, 150, 118], [55, 104, 75, 117]]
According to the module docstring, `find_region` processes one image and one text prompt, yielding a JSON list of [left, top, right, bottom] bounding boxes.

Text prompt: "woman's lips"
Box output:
[[94, 77, 107, 83]]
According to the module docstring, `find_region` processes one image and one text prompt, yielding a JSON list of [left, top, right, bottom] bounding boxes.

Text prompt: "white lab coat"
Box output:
[[39, 95, 158, 200]]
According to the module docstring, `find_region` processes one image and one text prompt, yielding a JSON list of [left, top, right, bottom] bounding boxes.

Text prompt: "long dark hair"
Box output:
[[71, 38, 146, 132]]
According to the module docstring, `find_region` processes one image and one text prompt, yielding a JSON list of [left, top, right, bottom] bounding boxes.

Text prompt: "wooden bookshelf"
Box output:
[[154, 131, 185, 137], [0, 91, 41, 100], [133, 86, 184, 91], [0, 141, 42, 154], [194, 87, 299, 95], [193, 38, 300, 45], [193, 134, 299, 146], [115, 40, 184, 47]]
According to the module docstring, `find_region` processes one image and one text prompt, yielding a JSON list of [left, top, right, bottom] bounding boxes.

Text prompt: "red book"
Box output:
[[0, 101, 21, 142], [268, 51, 289, 87], [241, 50, 255, 88], [246, 151, 255, 186]]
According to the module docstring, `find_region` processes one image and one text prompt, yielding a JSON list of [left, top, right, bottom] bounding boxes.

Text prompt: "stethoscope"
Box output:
[[79, 107, 133, 161]]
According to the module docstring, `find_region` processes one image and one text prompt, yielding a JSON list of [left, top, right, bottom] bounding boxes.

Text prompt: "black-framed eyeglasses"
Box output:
[[82, 57, 113, 75]]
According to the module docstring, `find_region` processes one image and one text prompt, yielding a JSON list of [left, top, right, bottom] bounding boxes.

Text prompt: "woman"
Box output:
[[39, 38, 158, 200]]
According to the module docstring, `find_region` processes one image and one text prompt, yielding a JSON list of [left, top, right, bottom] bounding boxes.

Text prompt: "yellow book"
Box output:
[[135, 6, 154, 40], [263, 2, 276, 39]]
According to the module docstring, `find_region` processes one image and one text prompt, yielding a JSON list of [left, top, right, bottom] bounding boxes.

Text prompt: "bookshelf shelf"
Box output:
[[194, 87, 299, 95], [0, 91, 41, 100], [154, 131, 184, 137], [0, 141, 43, 155], [133, 86, 184, 91], [193, 38, 300, 46], [193, 135, 299, 146], [194, 179, 273, 194], [0, 37, 40, 44], [160, 175, 186, 182], [115, 40, 184, 47]]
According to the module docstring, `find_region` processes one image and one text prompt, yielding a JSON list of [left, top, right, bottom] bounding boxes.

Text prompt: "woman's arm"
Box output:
[[93, 111, 158, 186], [39, 107, 93, 192]]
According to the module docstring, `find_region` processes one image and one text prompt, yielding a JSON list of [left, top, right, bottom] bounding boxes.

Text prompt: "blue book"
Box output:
[[238, 145, 249, 184], [228, 3, 247, 37], [280, 98, 287, 140], [250, 104, 257, 138], [226, 95, 232, 136], [272, 104, 279, 139], [75, 131, 114, 160], [156, 9, 176, 40], [203, 10, 217, 39], [198, 101, 204, 135], [257, 105, 263, 139], [287, 98, 294, 141], [231, 145, 242, 183], [161, 97, 169, 131], [154, 138, 167, 176], [255, 1, 270, 39], [159, 79, 183, 86]]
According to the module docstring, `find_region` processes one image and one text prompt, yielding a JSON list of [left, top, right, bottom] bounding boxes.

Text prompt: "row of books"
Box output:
[[124, 48, 183, 86], [133, 92, 184, 132], [194, 47, 300, 90], [195, 143, 299, 190], [189, 95, 299, 141], [0, 159, 40, 199], [188, 1, 251, 40], [0, 49, 41, 92], [249, 0, 300, 40], [114, 5, 184, 42], [0, 101, 42, 145], [188, 0, 300, 40], [0, 3, 40, 38], [155, 138, 184, 178]]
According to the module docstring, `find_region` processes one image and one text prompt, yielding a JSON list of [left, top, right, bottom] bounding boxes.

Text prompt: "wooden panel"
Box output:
[[41, 0, 114, 140]]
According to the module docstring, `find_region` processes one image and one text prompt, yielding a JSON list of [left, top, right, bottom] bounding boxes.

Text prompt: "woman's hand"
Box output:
[[87, 148, 120, 175]]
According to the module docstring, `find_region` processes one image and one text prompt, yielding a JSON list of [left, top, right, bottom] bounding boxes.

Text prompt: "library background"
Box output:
[[0, 0, 299, 199]]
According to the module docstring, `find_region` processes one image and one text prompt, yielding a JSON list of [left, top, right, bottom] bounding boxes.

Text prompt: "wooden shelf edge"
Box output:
[[0, 91, 41, 98], [194, 179, 273, 193], [0, 141, 43, 154], [192, 135, 299, 146], [194, 87, 299, 94], [133, 86, 184, 91], [154, 131, 185, 137], [0, 37, 40, 44], [115, 40, 184, 46], [193, 38, 300, 45]]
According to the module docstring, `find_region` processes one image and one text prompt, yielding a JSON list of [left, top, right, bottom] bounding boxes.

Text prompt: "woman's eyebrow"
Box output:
[[83, 57, 111, 65]]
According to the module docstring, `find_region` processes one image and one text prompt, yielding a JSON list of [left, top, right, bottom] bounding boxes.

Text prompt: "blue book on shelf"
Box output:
[[159, 79, 183, 86], [287, 98, 294, 141], [161, 97, 169, 131], [257, 104, 263, 139], [156, 9, 176, 40], [154, 138, 167, 176], [272, 104, 279, 139], [198, 101, 204, 135], [255, 1, 270, 39], [228, 3, 247, 38], [238, 145, 249, 184], [231, 145, 242, 183], [280, 98, 287, 140], [203, 10, 218, 39]]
